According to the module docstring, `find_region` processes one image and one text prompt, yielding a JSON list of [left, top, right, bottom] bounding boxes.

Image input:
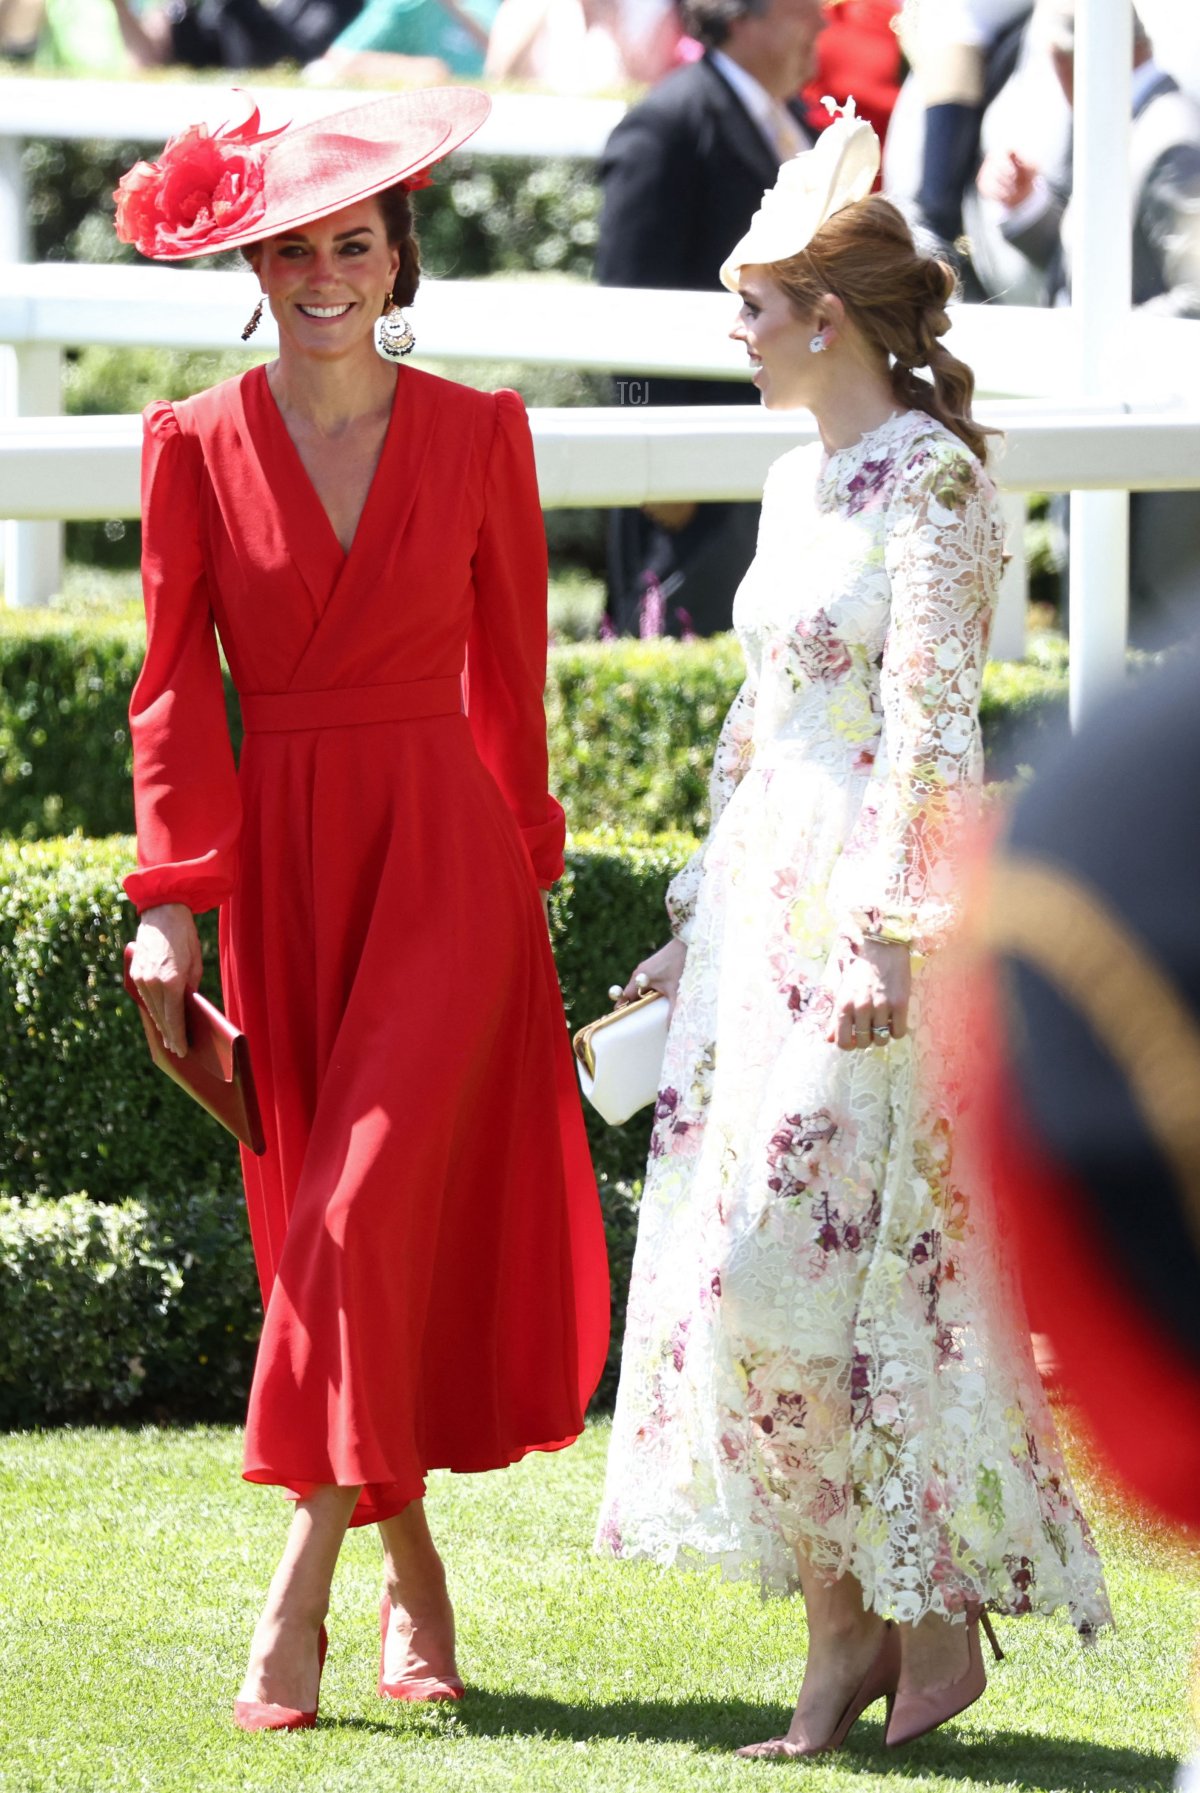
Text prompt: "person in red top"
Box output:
[[800, 0, 904, 151], [116, 91, 609, 1734]]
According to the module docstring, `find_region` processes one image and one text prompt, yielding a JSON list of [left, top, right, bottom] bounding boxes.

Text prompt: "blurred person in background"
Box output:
[[975, 652, 1200, 1791], [977, 0, 1200, 644], [595, 0, 824, 636], [24, 0, 130, 68], [799, 0, 903, 151], [898, 0, 1032, 260], [0, 0, 44, 59], [108, 0, 360, 67], [305, 0, 497, 83], [485, 0, 685, 92]]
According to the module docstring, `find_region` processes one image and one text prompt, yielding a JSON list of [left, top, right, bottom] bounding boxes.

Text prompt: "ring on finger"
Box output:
[[871, 1023, 891, 1040]]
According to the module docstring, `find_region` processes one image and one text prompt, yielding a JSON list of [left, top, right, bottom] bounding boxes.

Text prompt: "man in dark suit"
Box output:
[[597, 0, 825, 636]]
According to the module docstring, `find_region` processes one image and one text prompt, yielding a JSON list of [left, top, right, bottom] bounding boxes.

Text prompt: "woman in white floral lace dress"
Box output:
[[595, 104, 1111, 1759]]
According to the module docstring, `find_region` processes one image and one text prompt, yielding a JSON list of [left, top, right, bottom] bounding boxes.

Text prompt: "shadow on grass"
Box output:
[[445, 1691, 1178, 1791]]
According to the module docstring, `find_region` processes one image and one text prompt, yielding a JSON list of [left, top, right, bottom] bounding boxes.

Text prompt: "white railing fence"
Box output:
[[5, 401, 1200, 675], [5, 266, 1200, 672]]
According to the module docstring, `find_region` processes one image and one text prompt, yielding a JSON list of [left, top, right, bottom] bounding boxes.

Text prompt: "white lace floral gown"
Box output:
[[596, 408, 1111, 1632]]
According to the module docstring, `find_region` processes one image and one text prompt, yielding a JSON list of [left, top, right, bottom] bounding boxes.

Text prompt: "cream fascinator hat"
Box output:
[[719, 98, 881, 294]]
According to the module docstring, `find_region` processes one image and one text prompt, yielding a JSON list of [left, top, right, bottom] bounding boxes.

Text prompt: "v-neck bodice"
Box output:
[[165, 364, 459, 697], [254, 364, 402, 564]]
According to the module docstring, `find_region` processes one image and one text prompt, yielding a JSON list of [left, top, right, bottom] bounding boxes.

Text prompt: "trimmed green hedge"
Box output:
[[0, 1179, 642, 1426], [0, 827, 693, 1421], [1, 620, 1071, 840], [0, 830, 693, 1202], [0, 1190, 260, 1427]]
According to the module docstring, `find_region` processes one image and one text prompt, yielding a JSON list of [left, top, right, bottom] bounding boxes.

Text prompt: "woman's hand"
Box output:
[[828, 938, 911, 1052], [620, 938, 688, 1017], [130, 903, 203, 1058]]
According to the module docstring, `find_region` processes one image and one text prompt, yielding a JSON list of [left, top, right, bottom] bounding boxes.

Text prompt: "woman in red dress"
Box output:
[[117, 91, 609, 1731]]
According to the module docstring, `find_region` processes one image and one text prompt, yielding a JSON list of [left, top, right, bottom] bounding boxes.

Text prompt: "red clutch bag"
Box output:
[[123, 944, 266, 1155]]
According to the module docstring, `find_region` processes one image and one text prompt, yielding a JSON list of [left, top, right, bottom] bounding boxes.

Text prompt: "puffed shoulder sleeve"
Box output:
[[465, 389, 565, 889], [123, 401, 242, 914], [829, 438, 1002, 954]]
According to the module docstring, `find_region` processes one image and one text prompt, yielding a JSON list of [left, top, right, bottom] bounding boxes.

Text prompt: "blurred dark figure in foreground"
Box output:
[[109, 0, 360, 66], [977, 0, 1200, 646], [595, 0, 823, 637], [975, 653, 1200, 1788]]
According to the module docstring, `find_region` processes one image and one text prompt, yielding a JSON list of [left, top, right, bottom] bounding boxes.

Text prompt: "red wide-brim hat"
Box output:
[[114, 88, 491, 262]]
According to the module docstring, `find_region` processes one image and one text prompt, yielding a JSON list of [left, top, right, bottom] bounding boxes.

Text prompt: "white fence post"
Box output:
[[1, 134, 64, 609], [5, 344, 63, 607], [993, 493, 1029, 661], [1069, 489, 1129, 726], [0, 133, 26, 601], [1069, 0, 1133, 725]]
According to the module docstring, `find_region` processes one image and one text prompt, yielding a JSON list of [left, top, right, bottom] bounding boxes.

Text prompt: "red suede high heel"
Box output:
[[736, 1620, 901, 1759], [233, 1624, 328, 1733], [885, 1610, 1004, 1748], [377, 1595, 464, 1703]]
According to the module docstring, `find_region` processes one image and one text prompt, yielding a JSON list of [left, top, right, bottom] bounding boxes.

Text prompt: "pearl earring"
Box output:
[[809, 333, 827, 354]]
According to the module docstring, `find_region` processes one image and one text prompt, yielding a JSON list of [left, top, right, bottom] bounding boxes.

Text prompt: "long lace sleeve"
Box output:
[[666, 673, 757, 943], [828, 439, 1003, 955], [465, 389, 565, 890], [123, 401, 241, 915]]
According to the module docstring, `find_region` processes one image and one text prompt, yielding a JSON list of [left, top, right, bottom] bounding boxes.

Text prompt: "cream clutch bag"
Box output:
[[572, 988, 669, 1127]]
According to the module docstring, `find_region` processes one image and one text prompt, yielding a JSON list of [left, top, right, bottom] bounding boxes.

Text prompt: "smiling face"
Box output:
[[729, 268, 819, 411], [250, 198, 402, 362]]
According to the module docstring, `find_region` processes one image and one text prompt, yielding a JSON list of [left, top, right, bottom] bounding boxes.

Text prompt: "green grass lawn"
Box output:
[[0, 1420, 1196, 1793]]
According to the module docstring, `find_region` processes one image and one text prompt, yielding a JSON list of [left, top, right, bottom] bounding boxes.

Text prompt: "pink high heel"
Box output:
[[885, 1610, 1004, 1748], [377, 1595, 464, 1703], [736, 1620, 901, 1759], [233, 1623, 328, 1733]]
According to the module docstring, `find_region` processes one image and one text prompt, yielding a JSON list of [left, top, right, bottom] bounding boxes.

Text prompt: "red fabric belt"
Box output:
[[240, 678, 464, 734]]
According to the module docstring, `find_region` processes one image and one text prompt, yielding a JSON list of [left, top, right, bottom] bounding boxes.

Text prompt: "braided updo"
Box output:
[[770, 194, 994, 464]]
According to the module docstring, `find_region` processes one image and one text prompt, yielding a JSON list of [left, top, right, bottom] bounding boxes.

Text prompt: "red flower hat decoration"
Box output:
[[115, 98, 286, 259]]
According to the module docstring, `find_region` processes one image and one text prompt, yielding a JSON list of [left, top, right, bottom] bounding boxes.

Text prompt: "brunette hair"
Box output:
[[241, 182, 421, 308], [771, 194, 994, 464], [679, 0, 768, 49], [375, 182, 421, 308]]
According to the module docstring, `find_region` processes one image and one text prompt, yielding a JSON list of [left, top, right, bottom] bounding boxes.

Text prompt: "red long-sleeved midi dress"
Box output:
[[125, 363, 610, 1525]]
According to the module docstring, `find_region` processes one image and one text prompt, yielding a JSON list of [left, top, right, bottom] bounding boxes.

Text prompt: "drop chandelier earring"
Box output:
[[809, 333, 827, 354], [375, 294, 416, 361], [241, 298, 264, 342]]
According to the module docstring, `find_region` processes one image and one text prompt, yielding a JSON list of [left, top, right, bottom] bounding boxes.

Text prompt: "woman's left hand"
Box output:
[[827, 938, 911, 1051]]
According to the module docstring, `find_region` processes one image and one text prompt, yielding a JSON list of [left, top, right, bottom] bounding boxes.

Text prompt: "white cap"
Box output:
[[718, 97, 881, 294]]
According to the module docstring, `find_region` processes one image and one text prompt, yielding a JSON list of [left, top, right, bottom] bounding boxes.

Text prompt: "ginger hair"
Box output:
[[770, 194, 995, 465]]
